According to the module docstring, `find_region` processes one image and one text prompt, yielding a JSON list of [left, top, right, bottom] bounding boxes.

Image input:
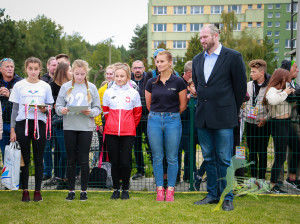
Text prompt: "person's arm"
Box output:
[[145, 91, 151, 112], [55, 86, 68, 115], [0, 102, 2, 140], [87, 85, 101, 117], [266, 87, 292, 105], [179, 89, 187, 114], [10, 103, 19, 142]]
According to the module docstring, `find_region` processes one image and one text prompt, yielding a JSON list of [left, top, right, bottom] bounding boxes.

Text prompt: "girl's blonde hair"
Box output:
[[67, 59, 92, 103], [114, 63, 131, 81]]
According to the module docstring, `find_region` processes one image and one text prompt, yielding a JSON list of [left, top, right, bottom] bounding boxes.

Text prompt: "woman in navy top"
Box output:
[[145, 51, 187, 202]]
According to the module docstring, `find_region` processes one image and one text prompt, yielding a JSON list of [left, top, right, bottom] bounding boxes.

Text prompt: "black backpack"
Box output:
[[88, 167, 107, 188]]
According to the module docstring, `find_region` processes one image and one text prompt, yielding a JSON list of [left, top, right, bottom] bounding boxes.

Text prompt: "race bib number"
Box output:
[[247, 106, 258, 119]]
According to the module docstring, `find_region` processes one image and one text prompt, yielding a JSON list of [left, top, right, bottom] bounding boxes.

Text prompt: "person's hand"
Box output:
[[257, 118, 267, 127], [187, 94, 191, 101], [10, 129, 16, 142], [99, 125, 104, 134], [0, 87, 10, 97], [61, 107, 69, 114], [38, 106, 47, 113], [81, 109, 91, 116], [284, 87, 294, 95]]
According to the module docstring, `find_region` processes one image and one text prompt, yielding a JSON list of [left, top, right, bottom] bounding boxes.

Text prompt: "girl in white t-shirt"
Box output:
[[9, 57, 54, 202]]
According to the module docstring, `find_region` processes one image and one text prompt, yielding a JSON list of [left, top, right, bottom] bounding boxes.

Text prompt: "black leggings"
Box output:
[[16, 120, 46, 191], [106, 135, 135, 190], [271, 118, 300, 183], [64, 130, 93, 191]]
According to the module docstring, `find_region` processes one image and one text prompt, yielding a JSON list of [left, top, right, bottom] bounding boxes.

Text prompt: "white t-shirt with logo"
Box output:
[[9, 79, 54, 123]]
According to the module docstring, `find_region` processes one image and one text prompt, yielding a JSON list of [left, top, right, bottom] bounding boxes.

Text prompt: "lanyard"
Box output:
[[252, 83, 259, 107], [25, 104, 29, 136], [33, 104, 40, 140], [45, 105, 52, 140]]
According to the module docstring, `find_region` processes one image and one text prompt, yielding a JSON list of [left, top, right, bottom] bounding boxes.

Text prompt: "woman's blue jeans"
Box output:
[[54, 125, 67, 179], [147, 112, 182, 187]]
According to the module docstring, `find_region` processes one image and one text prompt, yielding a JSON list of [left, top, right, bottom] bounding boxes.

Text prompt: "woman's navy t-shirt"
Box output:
[[145, 74, 187, 112]]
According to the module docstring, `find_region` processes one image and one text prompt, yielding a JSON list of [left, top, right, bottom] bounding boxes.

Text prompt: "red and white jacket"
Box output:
[[103, 82, 142, 136]]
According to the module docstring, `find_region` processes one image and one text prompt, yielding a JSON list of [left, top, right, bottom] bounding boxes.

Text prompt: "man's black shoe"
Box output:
[[222, 200, 234, 211], [110, 190, 120, 200], [121, 190, 130, 200], [194, 197, 219, 205], [132, 173, 144, 180], [42, 175, 51, 181]]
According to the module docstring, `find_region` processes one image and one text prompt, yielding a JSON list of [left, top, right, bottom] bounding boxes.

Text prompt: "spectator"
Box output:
[[0, 101, 2, 140], [262, 68, 299, 194], [56, 60, 101, 201], [145, 51, 187, 201], [244, 60, 271, 186], [55, 54, 71, 65], [192, 24, 247, 211], [0, 58, 22, 163], [9, 57, 54, 202], [103, 63, 142, 200]]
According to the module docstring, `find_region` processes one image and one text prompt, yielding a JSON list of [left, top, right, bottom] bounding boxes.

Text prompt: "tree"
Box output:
[[185, 33, 203, 62], [118, 45, 130, 63], [174, 57, 185, 75], [128, 24, 147, 61], [65, 32, 89, 62], [220, 11, 237, 48]]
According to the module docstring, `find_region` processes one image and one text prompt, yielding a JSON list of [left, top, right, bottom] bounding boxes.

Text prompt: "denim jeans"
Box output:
[[43, 132, 54, 177], [0, 123, 11, 161], [197, 127, 234, 201], [147, 112, 182, 187], [54, 126, 67, 179]]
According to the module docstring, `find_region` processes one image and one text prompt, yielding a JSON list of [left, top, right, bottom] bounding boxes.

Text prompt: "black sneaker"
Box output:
[[110, 190, 120, 200], [44, 177, 58, 187], [270, 184, 287, 194], [194, 172, 202, 191], [80, 192, 88, 201], [121, 190, 130, 200], [66, 192, 75, 201], [132, 173, 144, 180], [285, 178, 299, 190]]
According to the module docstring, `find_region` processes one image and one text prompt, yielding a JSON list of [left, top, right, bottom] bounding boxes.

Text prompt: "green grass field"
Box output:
[[0, 191, 299, 224]]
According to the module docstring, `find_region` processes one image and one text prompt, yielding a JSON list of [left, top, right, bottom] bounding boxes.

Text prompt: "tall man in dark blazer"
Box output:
[[192, 24, 247, 211]]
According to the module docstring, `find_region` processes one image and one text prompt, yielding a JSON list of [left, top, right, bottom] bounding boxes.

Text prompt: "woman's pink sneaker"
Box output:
[[166, 188, 175, 202], [156, 187, 165, 201]]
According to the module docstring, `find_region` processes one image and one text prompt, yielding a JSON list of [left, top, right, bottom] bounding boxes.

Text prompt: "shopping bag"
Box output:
[[1, 141, 21, 190]]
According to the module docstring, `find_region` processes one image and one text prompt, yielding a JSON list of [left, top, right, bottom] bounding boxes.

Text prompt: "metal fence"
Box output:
[[0, 97, 299, 195]]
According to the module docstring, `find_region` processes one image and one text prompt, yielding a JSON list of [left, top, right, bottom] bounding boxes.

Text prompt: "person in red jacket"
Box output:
[[103, 63, 142, 200]]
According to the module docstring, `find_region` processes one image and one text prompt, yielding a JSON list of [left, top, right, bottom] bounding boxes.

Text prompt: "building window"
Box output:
[[211, 5, 224, 14], [257, 22, 261, 27], [233, 23, 241, 31], [276, 4, 281, 9], [154, 24, 167, 32], [274, 39, 279, 45], [173, 41, 186, 49], [267, 31, 272, 36], [154, 6, 167, 15], [268, 22, 272, 27], [275, 22, 280, 27], [154, 41, 166, 49], [190, 23, 203, 32], [275, 31, 280, 36], [268, 4, 273, 9], [268, 12, 273, 18], [275, 12, 281, 18], [248, 22, 253, 28], [248, 4, 252, 9], [174, 6, 186, 15], [286, 21, 297, 30], [228, 5, 242, 14], [274, 48, 279, 53], [285, 39, 296, 48], [191, 6, 204, 14], [257, 4, 262, 9], [287, 3, 298, 12], [173, 24, 186, 32], [172, 57, 184, 65]]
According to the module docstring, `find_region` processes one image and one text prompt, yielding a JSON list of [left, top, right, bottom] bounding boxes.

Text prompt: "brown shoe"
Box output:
[[22, 190, 30, 202], [34, 190, 43, 202]]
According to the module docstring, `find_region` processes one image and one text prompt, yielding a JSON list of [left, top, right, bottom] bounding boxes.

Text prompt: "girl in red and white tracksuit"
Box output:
[[103, 63, 142, 200]]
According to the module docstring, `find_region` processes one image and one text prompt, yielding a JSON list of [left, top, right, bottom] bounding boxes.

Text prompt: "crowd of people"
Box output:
[[0, 24, 299, 211]]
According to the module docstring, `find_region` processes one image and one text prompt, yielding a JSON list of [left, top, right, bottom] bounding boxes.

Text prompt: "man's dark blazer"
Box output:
[[192, 46, 247, 129]]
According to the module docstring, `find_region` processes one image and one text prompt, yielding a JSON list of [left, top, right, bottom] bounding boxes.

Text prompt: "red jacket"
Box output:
[[103, 82, 142, 136]]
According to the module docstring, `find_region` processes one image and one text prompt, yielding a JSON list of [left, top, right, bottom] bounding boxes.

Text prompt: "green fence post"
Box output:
[[189, 97, 195, 191]]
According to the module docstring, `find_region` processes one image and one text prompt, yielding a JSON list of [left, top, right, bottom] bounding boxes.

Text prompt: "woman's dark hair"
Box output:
[[262, 68, 290, 105], [53, 62, 70, 86], [153, 51, 173, 84]]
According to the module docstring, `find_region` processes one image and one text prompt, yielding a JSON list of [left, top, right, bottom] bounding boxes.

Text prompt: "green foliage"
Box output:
[[118, 45, 130, 63], [174, 57, 185, 75], [220, 11, 237, 48], [129, 24, 147, 61], [184, 33, 203, 62]]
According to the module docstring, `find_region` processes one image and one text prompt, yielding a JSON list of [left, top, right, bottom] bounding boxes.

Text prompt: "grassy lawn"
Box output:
[[0, 191, 299, 224]]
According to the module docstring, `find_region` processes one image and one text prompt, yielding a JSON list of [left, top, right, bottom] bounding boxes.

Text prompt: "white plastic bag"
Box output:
[[1, 141, 21, 190]]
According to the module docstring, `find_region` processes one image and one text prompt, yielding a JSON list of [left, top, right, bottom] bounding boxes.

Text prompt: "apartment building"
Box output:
[[147, 0, 298, 65]]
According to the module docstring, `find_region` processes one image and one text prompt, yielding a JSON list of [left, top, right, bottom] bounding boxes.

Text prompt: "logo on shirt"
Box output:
[[168, 88, 177, 91], [111, 96, 116, 99], [28, 90, 38, 94], [126, 96, 130, 103]]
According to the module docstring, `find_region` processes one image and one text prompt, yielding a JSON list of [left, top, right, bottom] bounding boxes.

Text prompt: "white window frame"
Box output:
[[275, 12, 281, 18], [268, 22, 272, 27], [154, 41, 167, 49], [211, 5, 224, 14], [257, 22, 261, 27], [248, 4, 253, 9], [268, 4, 273, 9], [274, 48, 279, 53], [174, 6, 187, 15], [275, 22, 280, 27], [287, 3, 298, 12], [268, 12, 273, 18], [248, 22, 253, 28], [173, 24, 186, 32], [285, 40, 296, 48], [276, 4, 281, 9], [173, 41, 186, 49], [191, 6, 204, 14], [267, 31, 272, 37], [173, 57, 184, 65], [274, 31, 280, 36], [233, 23, 241, 31], [154, 6, 167, 15], [286, 21, 297, 30], [154, 24, 167, 32], [274, 39, 279, 45], [257, 4, 262, 9], [228, 5, 242, 14], [190, 23, 203, 32]]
